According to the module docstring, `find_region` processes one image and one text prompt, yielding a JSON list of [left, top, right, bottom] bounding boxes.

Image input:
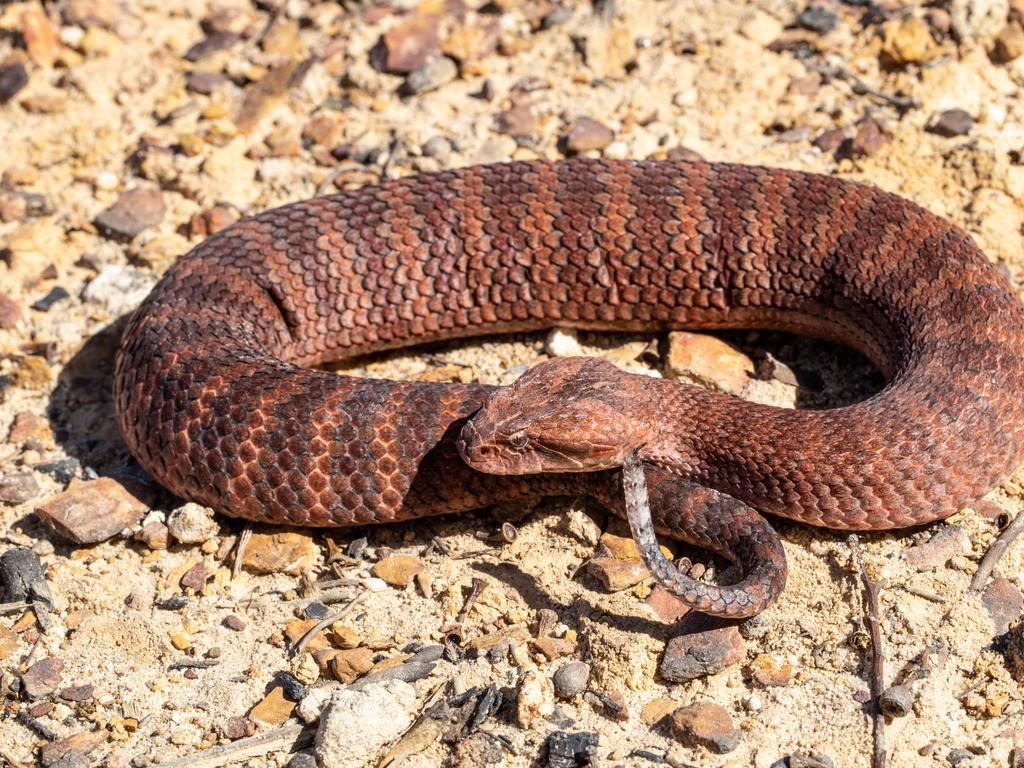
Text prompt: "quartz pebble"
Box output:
[[516, 670, 555, 728], [167, 502, 218, 544]]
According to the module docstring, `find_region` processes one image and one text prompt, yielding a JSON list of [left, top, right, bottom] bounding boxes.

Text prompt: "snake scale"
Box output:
[[113, 159, 1024, 617]]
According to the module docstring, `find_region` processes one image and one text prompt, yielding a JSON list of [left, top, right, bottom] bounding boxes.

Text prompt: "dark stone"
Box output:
[[31, 286, 70, 312], [928, 109, 973, 138], [184, 31, 240, 62], [659, 614, 745, 682], [273, 672, 306, 701], [186, 70, 228, 95], [796, 6, 838, 34], [302, 601, 328, 620], [0, 62, 28, 104], [547, 731, 599, 768]]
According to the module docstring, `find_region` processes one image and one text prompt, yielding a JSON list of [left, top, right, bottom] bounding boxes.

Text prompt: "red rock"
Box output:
[[666, 331, 753, 395], [564, 117, 615, 153], [902, 524, 970, 570], [219, 715, 251, 740], [646, 584, 692, 624], [982, 577, 1024, 634], [21, 656, 64, 698], [495, 93, 537, 137], [179, 562, 209, 592], [659, 614, 745, 682], [39, 731, 106, 767], [184, 31, 240, 62], [8, 411, 44, 443], [849, 117, 890, 158], [59, 683, 95, 702], [188, 206, 237, 238], [812, 128, 846, 153], [36, 478, 148, 544], [928, 109, 973, 137], [371, 14, 442, 74], [669, 701, 740, 753], [588, 557, 648, 591], [137, 521, 168, 549], [95, 187, 166, 239], [223, 614, 246, 631]]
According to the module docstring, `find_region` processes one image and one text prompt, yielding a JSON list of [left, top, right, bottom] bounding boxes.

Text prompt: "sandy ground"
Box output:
[[2, 0, 1024, 766]]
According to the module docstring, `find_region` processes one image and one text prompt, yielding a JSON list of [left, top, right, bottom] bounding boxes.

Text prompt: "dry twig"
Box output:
[[849, 535, 886, 768], [969, 510, 1024, 593], [146, 724, 310, 768]]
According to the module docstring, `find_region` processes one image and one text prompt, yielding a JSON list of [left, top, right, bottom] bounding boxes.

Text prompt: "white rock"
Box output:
[[545, 327, 581, 357], [82, 266, 156, 315], [297, 685, 335, 724], [740, 10, 783, 46], [166, 503, 218, 544], [516, 670, 554, 728], [94, 171, 120, 191], [314, 681, 417, 768], [563, 508, 601, 546]]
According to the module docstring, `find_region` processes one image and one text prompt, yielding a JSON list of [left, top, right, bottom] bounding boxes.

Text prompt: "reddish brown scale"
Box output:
[[114, 159, 1024, 616]]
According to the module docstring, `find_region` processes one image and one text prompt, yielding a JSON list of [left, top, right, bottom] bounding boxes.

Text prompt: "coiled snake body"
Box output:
[[114, 159, 1024, 616]]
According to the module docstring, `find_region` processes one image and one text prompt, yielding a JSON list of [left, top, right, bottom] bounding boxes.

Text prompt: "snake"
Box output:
[[113, 159, 1024, 618]]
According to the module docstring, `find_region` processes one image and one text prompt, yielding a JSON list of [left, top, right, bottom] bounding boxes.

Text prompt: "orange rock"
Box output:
[[372, 555, 424, 587], [248, 687, 295, 726], [242, 531, 317, 575]]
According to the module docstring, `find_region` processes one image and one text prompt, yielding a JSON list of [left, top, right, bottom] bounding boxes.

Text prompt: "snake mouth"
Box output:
[[457, 419, 520, 474]]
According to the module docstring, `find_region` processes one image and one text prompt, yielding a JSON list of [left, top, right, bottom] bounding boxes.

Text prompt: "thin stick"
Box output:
[[292, 593, 365, 656], [0, 601, 30, 615], [969, 510, 1024, 593], [232, 527, 253, 579], [146, 724, 310, 768], [849, 535, 886, 768]]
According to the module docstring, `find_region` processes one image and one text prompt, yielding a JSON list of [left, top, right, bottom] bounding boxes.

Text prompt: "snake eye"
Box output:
[[509, 431, 529, 450]]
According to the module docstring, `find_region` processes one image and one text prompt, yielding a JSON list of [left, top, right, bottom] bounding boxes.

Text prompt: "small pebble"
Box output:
[[564, 117, 615, 153], [241, 531, 317, 575], [421, 136, 451, 161], [248, 686, 296, 726], [796, 6, 838, 33], [0, 472, 40, 504], [285, 753, 318, 768], [167, 502, 218, 544], [219, 716, 250, 740], [787, 750, 836, 768], [303, 601, 329, 621], [927, 109, 973, 137], [59, 684, 94, 702], [404, 56, 457, 95], [552, 661, 590, 699], [370, 14, 441, 73], [21, 656, 64, 698], [186, 70, 227, 95], [659, 615, 745, 683], [37, 478, 148, 544], [670, 701, 740, 754], [184, 31, 239, 62], [981, 577, 1023, 634], [993, 22, 1024, 63], [666, 331, 753, 395], [516, 670, 555, 729], [902, 524, 970, 570], [588, 557, 648, 592], [0, 293, 22, 329], [179, 562, 208, 592], [0, 62, 29, 104], [749, 653, 794, 687], [274, 672, 307, 701], [94, 187, 166, 240], [372, 554, 424, 587]]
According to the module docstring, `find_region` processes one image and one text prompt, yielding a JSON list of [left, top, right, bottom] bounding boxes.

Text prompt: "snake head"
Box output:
[[458, 357, 653, 474]]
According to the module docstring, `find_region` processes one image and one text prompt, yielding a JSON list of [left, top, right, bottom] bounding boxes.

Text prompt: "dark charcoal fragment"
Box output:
[[547, 730, 599, 768], [31, 287, 70, 312]]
